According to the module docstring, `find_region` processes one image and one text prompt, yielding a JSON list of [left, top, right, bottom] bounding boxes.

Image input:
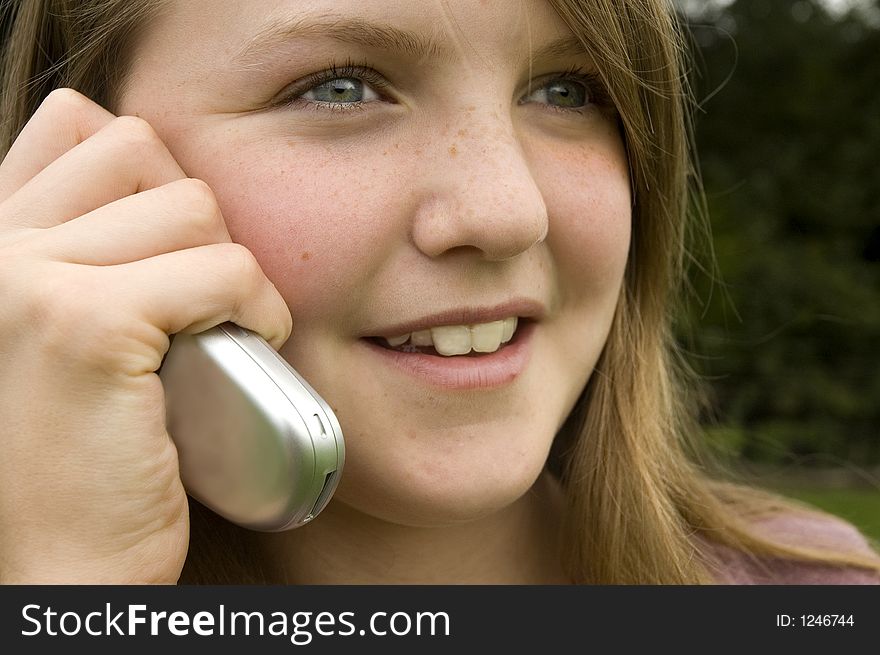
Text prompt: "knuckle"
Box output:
[[215, 243, 263, 308], [26, 276, 95, 358], [223, 242, 261, 281], [42, 88, 93, 117], [8, 265, 156, 377], [31, 272, 131, 367], [110, 115, 162, 154], [171, 178, 223, 237], [32, 272, 94, 332]]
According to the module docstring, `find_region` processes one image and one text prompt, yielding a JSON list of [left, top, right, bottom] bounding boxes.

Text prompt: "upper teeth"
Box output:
[[383, 317, 519, 356]]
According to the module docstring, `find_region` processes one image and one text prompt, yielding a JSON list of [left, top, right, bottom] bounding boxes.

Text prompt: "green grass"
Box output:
[[770, 486, 880, 544]]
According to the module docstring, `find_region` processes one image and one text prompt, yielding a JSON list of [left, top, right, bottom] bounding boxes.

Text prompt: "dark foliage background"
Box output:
[[679, 0, 880, 469]]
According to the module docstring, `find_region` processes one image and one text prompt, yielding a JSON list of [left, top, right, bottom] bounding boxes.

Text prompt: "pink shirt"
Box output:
[[707, 513, 880, 584]]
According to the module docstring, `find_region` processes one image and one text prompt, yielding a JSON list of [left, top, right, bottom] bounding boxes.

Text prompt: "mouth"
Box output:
[[360, 318, 535, 391], [357, 301, 542, 389], [367, 317, 522, 357]]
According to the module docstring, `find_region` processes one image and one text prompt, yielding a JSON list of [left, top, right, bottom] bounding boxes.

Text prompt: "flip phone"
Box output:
[[158, 322, 344, 531]]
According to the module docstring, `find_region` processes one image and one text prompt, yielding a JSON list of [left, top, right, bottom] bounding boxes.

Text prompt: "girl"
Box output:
[[1, 0, 878, 584]]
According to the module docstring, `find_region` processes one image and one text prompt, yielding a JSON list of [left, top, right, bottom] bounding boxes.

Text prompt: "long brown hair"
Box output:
[[3, 0, 878, 583]]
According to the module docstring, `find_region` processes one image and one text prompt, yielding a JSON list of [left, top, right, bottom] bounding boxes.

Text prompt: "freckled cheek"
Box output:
[[542, 158, 631, 292], [201, 149, 411, 316]]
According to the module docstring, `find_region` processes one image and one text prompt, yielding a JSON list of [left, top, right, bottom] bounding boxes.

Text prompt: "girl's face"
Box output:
[[119, 0, 631, 526]]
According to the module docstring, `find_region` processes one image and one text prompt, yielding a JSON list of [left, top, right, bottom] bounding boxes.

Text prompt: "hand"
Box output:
[[0, 89, 291, 583]]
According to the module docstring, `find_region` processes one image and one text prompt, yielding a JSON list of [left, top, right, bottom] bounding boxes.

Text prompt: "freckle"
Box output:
[[457, 129, 467, 137], [394, 143, 400, 149], [301, 251, 311, 261], [382, 150, 388, 156], [415, 148, 423, 156], [466, 105, 476, 111], [449, 144, 458, 157]]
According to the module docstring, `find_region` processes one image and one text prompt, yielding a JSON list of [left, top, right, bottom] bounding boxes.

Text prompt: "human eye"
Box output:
[[520, 65, 615, 116], [276, 58, 392, 115]]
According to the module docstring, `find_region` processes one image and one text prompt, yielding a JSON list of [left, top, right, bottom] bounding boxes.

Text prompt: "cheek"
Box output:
[[539, 144, 632, 292], [187, 144, 412, 317]]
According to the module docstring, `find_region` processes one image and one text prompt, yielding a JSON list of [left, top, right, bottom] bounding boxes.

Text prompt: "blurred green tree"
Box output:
[[680, 0, 880, 467]]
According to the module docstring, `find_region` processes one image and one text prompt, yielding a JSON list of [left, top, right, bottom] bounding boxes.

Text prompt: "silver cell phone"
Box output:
[[158, 322, 344, 531]]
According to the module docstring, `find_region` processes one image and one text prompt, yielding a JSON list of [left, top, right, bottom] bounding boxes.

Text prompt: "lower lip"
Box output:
[[359, 322, 536, 390]]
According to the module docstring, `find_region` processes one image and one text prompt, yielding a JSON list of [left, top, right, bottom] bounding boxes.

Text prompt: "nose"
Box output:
[[410, 108, 549, 262]]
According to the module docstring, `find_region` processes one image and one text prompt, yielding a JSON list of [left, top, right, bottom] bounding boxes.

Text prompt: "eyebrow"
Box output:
[[233, 13, 590, 69]]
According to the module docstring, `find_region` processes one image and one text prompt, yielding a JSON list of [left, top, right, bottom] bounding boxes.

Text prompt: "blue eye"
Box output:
[[278, 59, 389, 114], [300, 76, 382, 106], [278, 59, 612, 117], [526, 79, 589, 109], [520, 67, 612, 115]]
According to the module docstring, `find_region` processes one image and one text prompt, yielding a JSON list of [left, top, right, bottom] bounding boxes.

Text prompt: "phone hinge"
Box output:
[[306, 470, 338, 521]]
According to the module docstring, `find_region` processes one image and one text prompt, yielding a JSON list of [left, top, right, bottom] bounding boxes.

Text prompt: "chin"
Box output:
[[330, 439, 552, 528]]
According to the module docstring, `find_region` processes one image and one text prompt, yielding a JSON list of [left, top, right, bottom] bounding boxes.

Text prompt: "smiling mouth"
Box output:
[[369, 317, 521, 357]]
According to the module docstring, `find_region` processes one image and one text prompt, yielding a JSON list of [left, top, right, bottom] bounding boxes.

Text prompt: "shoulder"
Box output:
[[706, 512, 880, 585], [752, 511, 878, 554]]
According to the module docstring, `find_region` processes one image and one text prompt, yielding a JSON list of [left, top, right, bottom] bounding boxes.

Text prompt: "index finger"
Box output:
[[0, 89, 116, 204]]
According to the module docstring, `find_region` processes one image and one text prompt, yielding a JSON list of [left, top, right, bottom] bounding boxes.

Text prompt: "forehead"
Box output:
[[143, 0, 587, 69]]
